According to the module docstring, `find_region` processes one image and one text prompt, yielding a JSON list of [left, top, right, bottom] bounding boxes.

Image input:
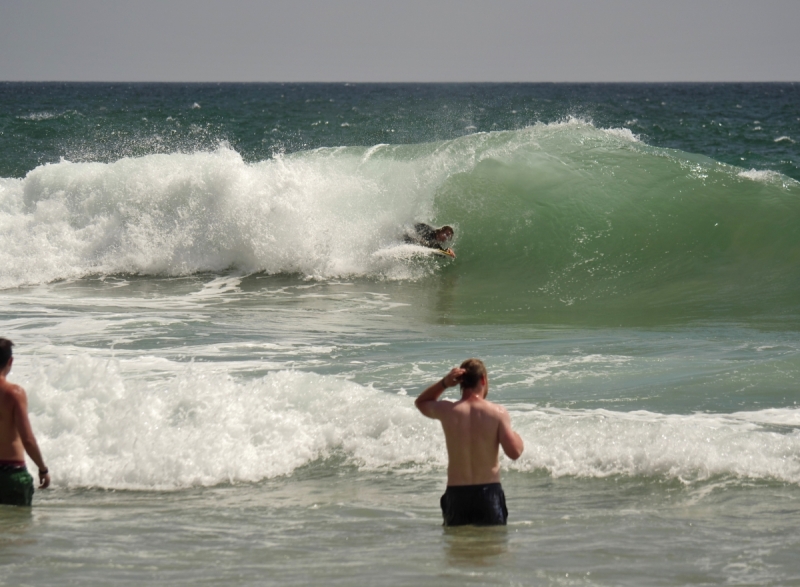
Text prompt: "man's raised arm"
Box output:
[[414, 367, 465, 419]]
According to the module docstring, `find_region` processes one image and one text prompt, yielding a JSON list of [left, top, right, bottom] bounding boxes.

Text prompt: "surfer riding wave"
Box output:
[[403, 224, 456, 258]]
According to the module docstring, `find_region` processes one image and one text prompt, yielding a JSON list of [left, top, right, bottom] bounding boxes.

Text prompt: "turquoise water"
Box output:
[[1, 83, 800, 585]]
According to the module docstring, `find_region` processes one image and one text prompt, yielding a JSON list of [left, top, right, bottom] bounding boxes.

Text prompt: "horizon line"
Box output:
[[2, 79, 799, 84]]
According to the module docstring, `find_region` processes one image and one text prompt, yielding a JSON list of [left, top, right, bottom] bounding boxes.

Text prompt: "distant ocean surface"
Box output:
[[1, 83, 799, 586]]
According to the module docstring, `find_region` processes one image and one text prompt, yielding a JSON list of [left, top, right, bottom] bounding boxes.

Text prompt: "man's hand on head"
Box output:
[[415, 367, 466, 418], [443, 368, 465, 388]]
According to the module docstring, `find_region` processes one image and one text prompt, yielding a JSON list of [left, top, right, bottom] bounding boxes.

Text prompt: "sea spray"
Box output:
[[0, 144, 444, 287]]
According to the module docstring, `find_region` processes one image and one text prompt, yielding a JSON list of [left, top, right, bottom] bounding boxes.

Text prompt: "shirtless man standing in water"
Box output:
[[0, 339, 50, 506], [415, 358, 524, 526]]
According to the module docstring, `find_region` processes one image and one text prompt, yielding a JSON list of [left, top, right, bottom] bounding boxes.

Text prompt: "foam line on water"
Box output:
[[19, 354, 800, 490], [23, 355, 444, 490], [512, 407, 800, 484]]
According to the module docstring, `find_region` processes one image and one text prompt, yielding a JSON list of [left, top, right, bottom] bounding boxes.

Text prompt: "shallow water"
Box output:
[[4, 473, 800, 586]]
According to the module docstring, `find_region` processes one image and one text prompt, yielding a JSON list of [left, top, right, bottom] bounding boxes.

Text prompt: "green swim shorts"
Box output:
[[0, 465, 34, 507]]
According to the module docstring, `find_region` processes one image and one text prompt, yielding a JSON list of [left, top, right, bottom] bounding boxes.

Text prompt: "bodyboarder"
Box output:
[[404, 223, 456, 257], [414, 358, 524, 526], [0, 338, 50, 506]]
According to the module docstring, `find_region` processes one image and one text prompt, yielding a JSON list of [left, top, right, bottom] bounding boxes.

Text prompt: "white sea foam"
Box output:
[[17, 111, 73, 121], [24, 355, 444, 490], [0, 146, 445, 287], [539, 116, 640, 143], [737, 168, 798, 187], [739, 169, 775, 182], [512, 407, 800, 484], [603, 127, 640, 143], [493, 353, 632, 391], [20, 353, 800, 489]]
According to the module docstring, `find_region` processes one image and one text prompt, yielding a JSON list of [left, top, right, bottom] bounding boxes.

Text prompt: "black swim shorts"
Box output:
[[440, 483, 508, 526], [0, 465, 34, 507]]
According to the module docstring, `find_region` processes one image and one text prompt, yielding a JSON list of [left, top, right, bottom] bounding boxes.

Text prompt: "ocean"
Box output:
[[1, 82, 799, 586]]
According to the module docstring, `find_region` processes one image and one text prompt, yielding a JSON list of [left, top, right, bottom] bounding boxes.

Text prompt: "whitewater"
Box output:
[[2, 83, 800, 587]]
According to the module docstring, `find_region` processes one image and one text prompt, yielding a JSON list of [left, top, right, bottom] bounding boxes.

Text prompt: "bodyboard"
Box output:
[[432, 248, 456, 258], [372, 244, 456, 260]]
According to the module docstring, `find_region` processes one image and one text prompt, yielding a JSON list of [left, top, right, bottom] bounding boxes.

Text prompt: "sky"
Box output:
[[1, 0, 799, 82]]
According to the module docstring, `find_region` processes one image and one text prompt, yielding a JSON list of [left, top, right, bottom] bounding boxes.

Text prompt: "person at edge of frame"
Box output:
[[0, 338, 50, 506]]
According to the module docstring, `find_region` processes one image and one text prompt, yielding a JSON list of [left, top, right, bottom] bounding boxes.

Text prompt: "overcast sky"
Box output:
[[2, 0, 799, 82]]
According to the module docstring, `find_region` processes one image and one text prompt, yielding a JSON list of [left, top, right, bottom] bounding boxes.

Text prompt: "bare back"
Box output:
[[0, 379, 26, 462], [415, 365, 524, 488], [436, 395, 520, 486]]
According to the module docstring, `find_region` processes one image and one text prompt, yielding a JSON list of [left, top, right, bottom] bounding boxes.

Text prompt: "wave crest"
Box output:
[[3, 121, 799, 323]]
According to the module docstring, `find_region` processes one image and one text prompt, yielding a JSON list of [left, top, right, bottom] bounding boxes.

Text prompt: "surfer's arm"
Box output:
[[415, 368, 464, 419]]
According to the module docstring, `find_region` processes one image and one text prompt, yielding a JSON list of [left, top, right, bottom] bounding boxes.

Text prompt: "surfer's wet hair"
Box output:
[[437, 226, 454, 239], [0, 338, 13, 370], [459, 358, 486, 390]]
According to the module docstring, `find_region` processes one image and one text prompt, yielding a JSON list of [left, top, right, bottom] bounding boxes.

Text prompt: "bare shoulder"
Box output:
[[482, 398, 509, 417], [492, 400, 508, 414], [432, 398, 457, 413], [0, 380, 26, 404], [417, 397, 456, 420]]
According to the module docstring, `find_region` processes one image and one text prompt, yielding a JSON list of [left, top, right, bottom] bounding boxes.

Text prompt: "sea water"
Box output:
[[1, 83, 800, 586]]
